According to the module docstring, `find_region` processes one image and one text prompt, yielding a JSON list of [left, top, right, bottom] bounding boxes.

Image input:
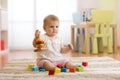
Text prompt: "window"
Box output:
[[8, 0, 77, 49]]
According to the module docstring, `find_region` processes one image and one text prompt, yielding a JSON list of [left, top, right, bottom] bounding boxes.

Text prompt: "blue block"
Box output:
[[61, 68, 67, 72], [39, 68, 46, 72], [32, 66, 39, 71]]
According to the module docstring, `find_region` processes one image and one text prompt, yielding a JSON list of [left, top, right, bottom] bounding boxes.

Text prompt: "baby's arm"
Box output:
[[60, 44, 73, 53]]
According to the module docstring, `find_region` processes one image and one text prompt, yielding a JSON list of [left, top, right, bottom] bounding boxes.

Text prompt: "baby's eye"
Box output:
[[50, 26, 54, 28], [56, 26, 59, 28]]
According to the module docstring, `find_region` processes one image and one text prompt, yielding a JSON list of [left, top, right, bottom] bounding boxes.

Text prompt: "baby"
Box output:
[[33, 14, 76, 70]]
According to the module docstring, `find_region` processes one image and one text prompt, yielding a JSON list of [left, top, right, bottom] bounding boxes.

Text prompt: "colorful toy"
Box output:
[[33, 30, 45, 52], [28, 61, 88, 75], [77, 67, 84, 72], [32, 65, 39, 71], [57, 64, 63, 68], [28, 64, 34, 71], [61, 68, 67, 72], [39, 68, 46, 72], [55, 68, 61, 74], [82, 61, 88, 67], [35, 38, 45, 48], [69, 68, 76, 72], [48, 70, 55, 75]]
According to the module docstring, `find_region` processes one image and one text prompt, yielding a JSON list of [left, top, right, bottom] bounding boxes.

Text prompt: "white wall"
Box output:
[[8, 0, 35, 50], [77, 0, 99, 11], [8, 0, 77, 50], [116, 0, 120, 46], [8, 0, 120, 50]]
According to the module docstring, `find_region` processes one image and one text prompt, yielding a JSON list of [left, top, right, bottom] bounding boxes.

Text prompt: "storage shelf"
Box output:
[[0, 0, 8, 69]]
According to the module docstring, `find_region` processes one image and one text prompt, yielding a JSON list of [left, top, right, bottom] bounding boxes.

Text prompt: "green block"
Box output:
[[77, 67, 84, 72]]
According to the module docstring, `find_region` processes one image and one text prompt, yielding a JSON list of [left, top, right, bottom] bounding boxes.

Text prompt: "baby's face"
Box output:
[[45, 21, 59, 37]]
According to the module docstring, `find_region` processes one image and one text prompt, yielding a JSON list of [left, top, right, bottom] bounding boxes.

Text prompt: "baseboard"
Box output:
[[10, 49, 33, 52]]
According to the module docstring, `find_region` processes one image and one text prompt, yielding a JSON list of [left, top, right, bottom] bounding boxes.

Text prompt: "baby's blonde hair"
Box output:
[[43, 15, 59, 30]]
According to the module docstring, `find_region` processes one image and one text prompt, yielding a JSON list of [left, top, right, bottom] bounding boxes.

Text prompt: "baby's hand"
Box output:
[[61, 44, 73, 53], [35, 30, 40, 38], [41, 47, 48, 51]]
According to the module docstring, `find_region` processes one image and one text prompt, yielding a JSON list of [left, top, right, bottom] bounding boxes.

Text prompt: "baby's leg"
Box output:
[[65, 61, 76, 69], [43, 62, 56, 71], [37, 59, 56, 71]]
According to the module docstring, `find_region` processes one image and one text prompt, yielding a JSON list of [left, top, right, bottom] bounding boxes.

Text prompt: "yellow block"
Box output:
[[55, 68, 61, 74], [28, 64, 34, 71]]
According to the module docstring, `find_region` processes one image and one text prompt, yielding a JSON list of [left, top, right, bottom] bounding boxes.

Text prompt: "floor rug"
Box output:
[[0, 56, 120, 80]]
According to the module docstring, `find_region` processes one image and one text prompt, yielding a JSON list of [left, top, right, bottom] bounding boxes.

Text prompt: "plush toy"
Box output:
[[33, 30, 45, 52]]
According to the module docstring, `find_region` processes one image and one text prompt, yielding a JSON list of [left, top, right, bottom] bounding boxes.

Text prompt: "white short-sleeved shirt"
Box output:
[[37, 34, 64, 62]]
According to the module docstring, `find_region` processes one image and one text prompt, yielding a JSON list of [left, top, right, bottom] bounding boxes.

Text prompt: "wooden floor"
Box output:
[[9, 48, 120, 61], [71, 47, 120, 60]]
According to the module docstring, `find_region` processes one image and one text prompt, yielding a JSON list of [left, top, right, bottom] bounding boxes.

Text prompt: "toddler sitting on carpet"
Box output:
[[33, 14, 76, 70]]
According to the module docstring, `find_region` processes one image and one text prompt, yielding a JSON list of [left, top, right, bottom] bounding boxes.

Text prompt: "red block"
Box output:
[[82, 61, 88, 67], [0, 40, 5, 50], [57, 64, 63, 68], [48, 70, 55, 75], [69, 68, 76, 72]]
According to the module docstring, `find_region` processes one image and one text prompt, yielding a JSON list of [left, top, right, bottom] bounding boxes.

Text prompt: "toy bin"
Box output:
[[0, 40, 5, 51]]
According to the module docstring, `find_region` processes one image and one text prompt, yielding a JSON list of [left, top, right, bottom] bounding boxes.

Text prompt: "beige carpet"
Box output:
[[0, 56, 120, 80]]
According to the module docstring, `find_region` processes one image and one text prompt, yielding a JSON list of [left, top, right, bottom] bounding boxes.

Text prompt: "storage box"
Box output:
[[0, 40, 5, 50]]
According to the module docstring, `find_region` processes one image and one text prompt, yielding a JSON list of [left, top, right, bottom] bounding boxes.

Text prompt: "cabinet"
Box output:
[[0, 0, 8, 69]]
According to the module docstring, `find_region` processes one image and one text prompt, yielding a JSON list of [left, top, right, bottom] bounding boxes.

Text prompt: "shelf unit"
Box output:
[[0, 0, 8, 69]]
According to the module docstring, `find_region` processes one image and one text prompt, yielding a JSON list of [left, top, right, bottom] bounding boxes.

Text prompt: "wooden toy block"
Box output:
[[57, 64, 63, 68], [82, 61, 88, 67], [55, 68, 61, 74], [69, 68, 76, 72], [77, 67, 84, 72], [39, 68, 46, 72], [28, 64, 34, 71], [32, 66, 39, 71], [61, 68, 67, 72], [48, 70, 55, 75]]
